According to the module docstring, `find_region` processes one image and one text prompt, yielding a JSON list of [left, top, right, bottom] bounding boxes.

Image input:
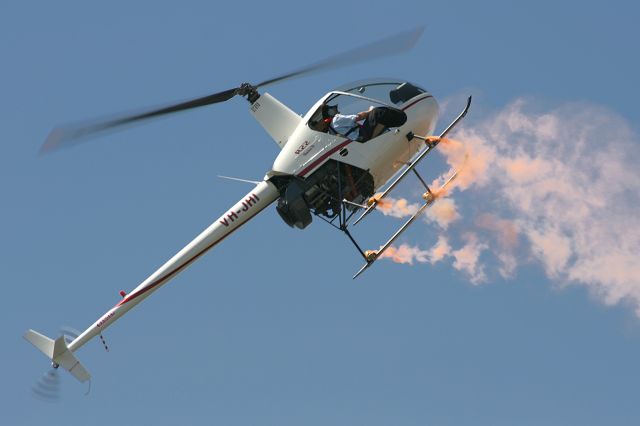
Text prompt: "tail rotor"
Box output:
[[31, 367, 60, 402], [60, 326, 80, 345], [28, 326, 86, 402]]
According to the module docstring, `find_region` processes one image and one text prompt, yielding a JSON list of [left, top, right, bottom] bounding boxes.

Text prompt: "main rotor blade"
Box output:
[[256, 26, 425, 88], [41, 87, 238, 154], [41, 26, 425, 154]]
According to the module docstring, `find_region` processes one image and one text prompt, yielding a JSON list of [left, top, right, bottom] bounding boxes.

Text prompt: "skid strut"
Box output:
[[349, 96, 472, 278], [353, 96, 471, 226]]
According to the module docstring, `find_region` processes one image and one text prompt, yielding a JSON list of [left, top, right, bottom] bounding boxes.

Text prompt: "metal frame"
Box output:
[[309, 161, 371, 262]]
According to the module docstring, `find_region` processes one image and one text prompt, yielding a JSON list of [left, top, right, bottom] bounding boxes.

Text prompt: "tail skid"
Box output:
[[24, 329, 91, 383]]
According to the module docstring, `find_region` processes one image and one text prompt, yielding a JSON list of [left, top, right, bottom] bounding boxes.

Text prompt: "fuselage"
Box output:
[[261, 79, 439, 227], [270, 79, 438, 190]]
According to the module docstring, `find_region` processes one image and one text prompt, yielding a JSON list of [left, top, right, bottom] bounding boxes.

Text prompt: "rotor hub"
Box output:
[[238, 83, 260, 103]]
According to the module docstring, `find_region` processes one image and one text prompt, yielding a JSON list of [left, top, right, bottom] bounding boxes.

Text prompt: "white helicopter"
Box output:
[[25, 27, 471, 392]]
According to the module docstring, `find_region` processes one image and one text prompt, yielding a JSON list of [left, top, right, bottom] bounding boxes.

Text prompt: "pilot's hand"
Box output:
[[356, 111, 369, 120]]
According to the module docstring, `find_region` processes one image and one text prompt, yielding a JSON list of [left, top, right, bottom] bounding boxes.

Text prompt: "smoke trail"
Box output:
[[378, 98, 640, 315], [376, 196, 420, 218], [378, 195, 460, 229]]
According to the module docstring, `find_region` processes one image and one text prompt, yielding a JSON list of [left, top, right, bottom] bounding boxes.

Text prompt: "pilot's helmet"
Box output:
[[321, 103, 339, 121]]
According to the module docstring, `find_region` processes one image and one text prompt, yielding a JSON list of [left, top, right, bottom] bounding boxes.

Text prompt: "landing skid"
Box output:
[[352, 169, 459, 278], [353, 96, 472, 226], [311, 96, 472, 278]]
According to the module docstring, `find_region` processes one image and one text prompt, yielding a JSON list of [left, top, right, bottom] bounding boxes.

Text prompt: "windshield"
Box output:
[[335, 80, 426, 106], [306, 80, 423, 137]]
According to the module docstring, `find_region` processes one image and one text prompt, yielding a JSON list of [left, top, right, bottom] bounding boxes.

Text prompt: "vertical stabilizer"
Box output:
[[24, 329, 55, 359]]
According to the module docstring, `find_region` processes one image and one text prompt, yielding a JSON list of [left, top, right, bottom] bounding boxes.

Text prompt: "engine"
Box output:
[[273, 160, 374, 230], [276, 179, 312, 229]]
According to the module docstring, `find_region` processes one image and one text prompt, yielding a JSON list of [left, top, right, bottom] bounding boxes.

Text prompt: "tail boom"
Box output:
[[27, 179, 280, 379], [68, 179, 279, 353]]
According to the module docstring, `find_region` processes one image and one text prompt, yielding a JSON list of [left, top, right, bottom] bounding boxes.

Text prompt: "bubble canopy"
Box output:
[[320, 79, 427, 116], [307, 79, 428, 127], [333, 78, 426, 102]]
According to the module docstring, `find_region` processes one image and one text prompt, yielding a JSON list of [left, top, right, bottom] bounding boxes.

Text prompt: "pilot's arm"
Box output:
[[355, 111, 369, 121]]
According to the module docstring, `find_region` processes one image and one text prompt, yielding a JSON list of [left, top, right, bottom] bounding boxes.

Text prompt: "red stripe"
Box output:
[[298, 139, 352, 177], [298, 94, 434, 177], [401, 94, 433, 111], [116, 202, 272, 307]]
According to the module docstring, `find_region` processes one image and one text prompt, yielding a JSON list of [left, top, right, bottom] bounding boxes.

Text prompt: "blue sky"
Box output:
[[2, 1, 640, 425]]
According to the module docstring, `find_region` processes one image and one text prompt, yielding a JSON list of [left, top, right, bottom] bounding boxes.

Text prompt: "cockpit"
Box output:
[[274, 79, 433, 229], [307, 79, 427, 141]]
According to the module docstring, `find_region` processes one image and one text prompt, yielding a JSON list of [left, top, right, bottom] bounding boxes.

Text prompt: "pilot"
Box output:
[[320, 103, 406, 142]]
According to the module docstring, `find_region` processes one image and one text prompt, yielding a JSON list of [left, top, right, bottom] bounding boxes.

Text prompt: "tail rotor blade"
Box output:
[[32, 369, 60, 402], [60, 326, 80, 345]]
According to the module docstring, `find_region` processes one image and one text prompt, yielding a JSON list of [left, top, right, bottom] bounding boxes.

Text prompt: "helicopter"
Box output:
[[24, 27, 471, 389]]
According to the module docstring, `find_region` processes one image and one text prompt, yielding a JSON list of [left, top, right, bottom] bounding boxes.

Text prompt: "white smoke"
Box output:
[[378, 99, 640, 316]]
